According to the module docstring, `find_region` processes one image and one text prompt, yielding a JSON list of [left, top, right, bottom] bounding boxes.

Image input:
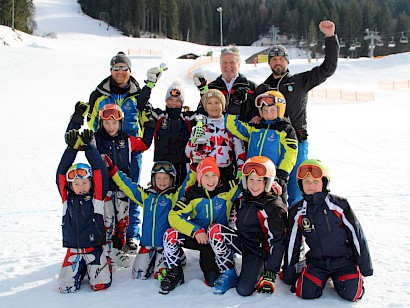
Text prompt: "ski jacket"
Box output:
[[236, 191, 288, 273], [87, 76, 151, 137], [257, 35, 339, 134], [94, 128, 152, 191], [152, 106, 195, 164], [198, 73, 259, 123], [56, 146, 108, 249], [169, 181, 241, 237], [185, 116, 246, 169], [225, 115, 298, 175], [111, 169, 197, 247], [283, 192, 373, 285]]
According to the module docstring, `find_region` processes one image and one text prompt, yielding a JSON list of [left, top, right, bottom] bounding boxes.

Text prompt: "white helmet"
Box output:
[[241, 156, 276, 192]]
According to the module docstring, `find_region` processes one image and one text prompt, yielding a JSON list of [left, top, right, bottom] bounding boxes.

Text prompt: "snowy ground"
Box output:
[[1, 0, 410, 307]]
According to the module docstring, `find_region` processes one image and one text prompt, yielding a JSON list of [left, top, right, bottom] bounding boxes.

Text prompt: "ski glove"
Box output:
[[80, 129, 94, 146], [102, 154, 118, 177], [256, 270, 277, 294], [145, 67, 162, 89], [71, 101, 89, 124], [193, 72, 208, 94], [65, 129, 79, 148], [230, 87, 249, 106]]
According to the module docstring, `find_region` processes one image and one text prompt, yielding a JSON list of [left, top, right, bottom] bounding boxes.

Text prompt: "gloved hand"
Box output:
[[256, 270, 277, 294], [193, 72, 208, 94], [190, 125, 206, 144], [80, 129, 94, 146], [65, 129, 79, 148], [102, 154, 118, 177], [71, 101, 89, 124], [145, 67, 162, 89], [230, 87, 249, 106], [296, 129, 308, 142], [275, 169, 289, 186]]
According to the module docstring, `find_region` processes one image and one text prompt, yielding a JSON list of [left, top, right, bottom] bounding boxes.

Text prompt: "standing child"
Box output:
[[208, 156, 288, 296], [225, 90, 298, 204], [186, 89, 246, 181], [282, 159, 373, 301], [152, 80, 196, 187], [56, 129, 111, 293], [160, 157, 241, 294], [104, 157, 196, 280]]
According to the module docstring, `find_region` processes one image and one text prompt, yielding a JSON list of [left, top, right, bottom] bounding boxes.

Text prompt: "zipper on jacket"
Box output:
[[75, 199, 80, 248], [151, 196, 158, 247], [93, 218, 102, 237], [257, 125, 270, 155], [323, 208, 331, 231]]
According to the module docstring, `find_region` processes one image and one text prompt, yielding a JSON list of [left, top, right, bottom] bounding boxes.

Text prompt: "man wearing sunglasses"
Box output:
[[256, 20, 339, 208], [87, 52, 162, 254]]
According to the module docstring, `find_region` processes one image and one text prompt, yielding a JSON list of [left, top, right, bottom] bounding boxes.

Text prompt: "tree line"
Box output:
[[1, 0, 409, 57]]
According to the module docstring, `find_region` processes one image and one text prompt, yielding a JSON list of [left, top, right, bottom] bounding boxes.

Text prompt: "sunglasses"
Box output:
[[99, 108, 123, 121], [67, 168, 91, 182], [152, 162, 174, 173], [112, 65, 129, 72], [221, 46, 240, 55], [255, 95, 285, 108], [170, 89, 181, 97], [296, 164, 327, 180], [242, 162, 268, 177]]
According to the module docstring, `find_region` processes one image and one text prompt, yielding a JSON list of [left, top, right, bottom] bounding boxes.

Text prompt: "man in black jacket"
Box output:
[[257, 20, 339, 208]]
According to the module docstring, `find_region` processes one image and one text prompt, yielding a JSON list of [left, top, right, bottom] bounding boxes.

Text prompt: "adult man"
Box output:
[[193, 46, 259, 123], [87, 52, 162, 258], [257, 20, 339, 207]]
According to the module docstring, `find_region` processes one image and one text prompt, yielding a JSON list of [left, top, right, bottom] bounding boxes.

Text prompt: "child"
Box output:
[[152, 80, 196, 187], [225, 90, 298, 203], [67, 102, 154, 267], [282, 159, 373, 301], [208, 156, 288, 296], [160, 157, 241, 294], [186, 89, 246, 182], [104, 156, 196, 280], [56, 129, 111, 293]]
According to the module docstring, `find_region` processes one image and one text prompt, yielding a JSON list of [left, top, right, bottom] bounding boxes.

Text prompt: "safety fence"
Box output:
[[127, 49, 162, 56], [187, 56, 219, 80], [309, 88, 375, 102], [379, 80, 410, 90]]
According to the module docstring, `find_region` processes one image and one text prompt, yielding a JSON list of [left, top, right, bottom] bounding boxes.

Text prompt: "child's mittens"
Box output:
[[102, 154, 118, 177], [256, 270, 277, 294], [65, 129, 79, 148]]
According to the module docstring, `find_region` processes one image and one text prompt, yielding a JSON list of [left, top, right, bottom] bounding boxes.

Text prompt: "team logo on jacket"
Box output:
[[214, 200, 222, 211], [89, 233, 95, 242], [267, 132, 276, 141], [161, 118, 168, 129], [287, 85, 293, 92], [84, 195, 91, 201], [302, 218, 314, 232], [119, 139, 126, 148], [160, 199, 168, 207]]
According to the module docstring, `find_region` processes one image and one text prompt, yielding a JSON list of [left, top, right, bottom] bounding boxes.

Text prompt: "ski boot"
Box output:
[[123, 237, 138, 254], [110, 247, 131, 268], [159, 266, 184, 295], [213, 268, 238, 295]]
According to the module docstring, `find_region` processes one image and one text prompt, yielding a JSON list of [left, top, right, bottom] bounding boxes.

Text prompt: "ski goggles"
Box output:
[[112, 65, 129, 72], [255, 95, 285, 108], [66, 168, 91, 182], [242, 162, 268, 177], [169, 89, 181, 97], [152, 162, 174, 173], [99, 108, 123, 121], [296, 164, 327, 180], [268, 49, 288, 58]]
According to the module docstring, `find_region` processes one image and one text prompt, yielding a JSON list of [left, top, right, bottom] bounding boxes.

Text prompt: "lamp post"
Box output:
[[217, 7, 223, 49], [12, 0, 15, 30]]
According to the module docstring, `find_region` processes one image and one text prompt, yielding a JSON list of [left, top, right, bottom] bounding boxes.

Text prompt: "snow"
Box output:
[[1, 0, 410, 307]]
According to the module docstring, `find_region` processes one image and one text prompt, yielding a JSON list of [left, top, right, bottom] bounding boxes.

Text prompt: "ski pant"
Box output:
[[163, 228, 220, 286], [58, 246, 112, 293], [208, 223, 265, 296], [288, 139, 308, 207], [294, 257, 365, 302], [127, 152, 141, 240], [104, 190, 129, 252], [132, 246, 165, 280]]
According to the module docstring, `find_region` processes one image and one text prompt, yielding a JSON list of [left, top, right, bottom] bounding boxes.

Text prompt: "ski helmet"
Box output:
[[296, 159, 330, 193], [268, 45, 289, 63], [151, 161, 177, 188], [99, 103, 124, 130], [255, 90, 286, 118], [66, 163, 93, 182], [242, 156, 276, 192]]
